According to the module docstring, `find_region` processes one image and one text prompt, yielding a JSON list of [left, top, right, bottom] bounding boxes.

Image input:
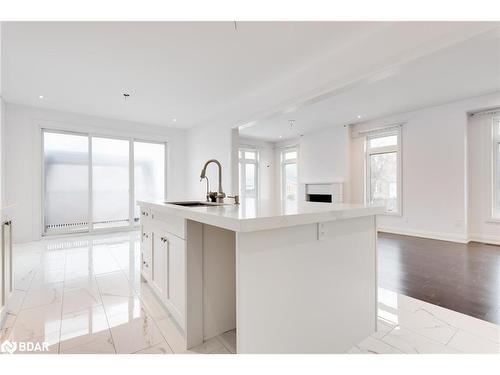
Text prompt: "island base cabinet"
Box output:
[[235, 216, 377, 354], [162, 232, 186, 328], [1, 220, 13, 329], [140, 228, 153, 282], [141, 221, 187, 330], [149, 232, 166, 298]]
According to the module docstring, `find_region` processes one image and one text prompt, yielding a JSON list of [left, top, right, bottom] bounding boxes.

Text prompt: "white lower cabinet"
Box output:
[[141, 219, 186, 329], [163, 232, 186, 326], [1, 220, 13, 328], [140, 227, 152, 282], [150, 231, 166, 298]]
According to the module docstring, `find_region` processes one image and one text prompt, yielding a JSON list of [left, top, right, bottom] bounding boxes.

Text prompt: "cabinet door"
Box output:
[[2, 221, 13, 306], [164, 233, 186, 325], [141, 226, 152, 281], [0, 226, 4, 309], [150, 231, 166, 298]]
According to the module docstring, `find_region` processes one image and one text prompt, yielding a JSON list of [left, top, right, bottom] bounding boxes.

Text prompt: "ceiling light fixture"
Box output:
[[279, 135, 283, 139], [172, 118, 177, 122], [357, 115, 362, 119], [38, 95, 44, 99]]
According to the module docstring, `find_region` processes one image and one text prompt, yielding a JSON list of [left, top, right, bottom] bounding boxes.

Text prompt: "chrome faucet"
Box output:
[[200, 159, 226, 203]]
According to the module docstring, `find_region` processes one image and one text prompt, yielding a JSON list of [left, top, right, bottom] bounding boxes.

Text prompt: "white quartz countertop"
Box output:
[[138, 199, 384, 232]]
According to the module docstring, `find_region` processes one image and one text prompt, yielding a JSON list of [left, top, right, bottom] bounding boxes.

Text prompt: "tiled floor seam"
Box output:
[[56, 251, 67, 354], [130, 277, 176, 354], [100, 241, 173, 354], [2, 266, 39, 345], [93, 271, 118, 354], [102, 240, 177, 354]]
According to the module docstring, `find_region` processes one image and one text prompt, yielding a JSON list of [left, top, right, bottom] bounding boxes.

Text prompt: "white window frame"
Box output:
[[365, 127, 402, 215], [238, 148, 259, 200], [492, 117, 500, 220], [280, 147, 299, 204], [41, 128, 167, 236]]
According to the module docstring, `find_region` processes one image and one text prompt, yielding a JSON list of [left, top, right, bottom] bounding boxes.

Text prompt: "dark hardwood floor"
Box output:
[[377, 232, 500, 325]]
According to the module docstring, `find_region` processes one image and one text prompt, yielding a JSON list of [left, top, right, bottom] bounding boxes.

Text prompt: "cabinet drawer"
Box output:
[[151, 210, 186, 239]]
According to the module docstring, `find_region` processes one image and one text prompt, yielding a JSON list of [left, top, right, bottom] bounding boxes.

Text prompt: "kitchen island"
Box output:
[[138, 199, 383, 354]]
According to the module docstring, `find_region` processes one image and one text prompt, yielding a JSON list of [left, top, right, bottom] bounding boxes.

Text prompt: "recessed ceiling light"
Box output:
[[357, 115, 362, 119], [38, 95, 44, 99], [279, 135, 283, 139], [172, 118, 177, 122]]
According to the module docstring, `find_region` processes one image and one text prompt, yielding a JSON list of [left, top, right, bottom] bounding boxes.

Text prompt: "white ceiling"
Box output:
[[240, 27, 500, 141], [1, 22, 382, 128], [2, 22, 499, 131]]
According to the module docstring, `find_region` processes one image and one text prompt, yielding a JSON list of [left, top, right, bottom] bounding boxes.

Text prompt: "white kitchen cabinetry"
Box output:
[[140, 228, 152, 282], [149, 231, 166, 298], [140, 209, 186, 329], [1, 220, 13, 328], [162, 232, 186, 326]]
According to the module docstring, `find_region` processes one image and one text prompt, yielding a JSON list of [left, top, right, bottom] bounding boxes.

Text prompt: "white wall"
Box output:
[[269, 125, 351, 203], [0, 99, 3, 210], [298, 124, 351, 202], [238, 137, 276, 201], [350, 92, 500, 243], [1, 22, 3, 209], [0, 99, 3, 208], [468, 112, 500, 244], [186, 125, 238, 199], [3, 103, 187, 243]]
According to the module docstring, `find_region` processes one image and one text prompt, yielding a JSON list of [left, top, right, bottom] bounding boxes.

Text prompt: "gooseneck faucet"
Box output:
[[200, 159, 226, 203]]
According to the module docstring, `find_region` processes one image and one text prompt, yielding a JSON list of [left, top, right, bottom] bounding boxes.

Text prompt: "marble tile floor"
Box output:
[[1, 231, 498, 354]]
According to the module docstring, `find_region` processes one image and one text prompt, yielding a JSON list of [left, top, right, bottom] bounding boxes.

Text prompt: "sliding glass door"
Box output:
[[43, 131, 90, 234], [42, 130, 166, 235], [92, 137, 130, 229]]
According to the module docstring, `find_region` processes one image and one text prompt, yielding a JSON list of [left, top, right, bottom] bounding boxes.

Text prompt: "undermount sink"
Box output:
[[166, 201, 222, 207]]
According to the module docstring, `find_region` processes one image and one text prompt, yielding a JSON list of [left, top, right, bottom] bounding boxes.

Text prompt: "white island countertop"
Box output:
[[138, 199, 383, 232]]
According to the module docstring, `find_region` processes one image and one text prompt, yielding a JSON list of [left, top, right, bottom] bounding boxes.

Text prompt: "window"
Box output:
[[42, 129, 166, 235], [366, 128, 401, 214], [134, 141, 166, 222], [281, 148, 298, 209], [239, 149, 259, 209], [493, 118, 500, 219]]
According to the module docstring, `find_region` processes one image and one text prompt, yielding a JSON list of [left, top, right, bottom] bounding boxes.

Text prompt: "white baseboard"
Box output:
[[468, 234, 500, 246], [378, 226, 469, 244]]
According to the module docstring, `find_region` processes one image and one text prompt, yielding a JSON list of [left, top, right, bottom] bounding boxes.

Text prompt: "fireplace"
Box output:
[[304, 182, 343, 203], [308, 194, 332, 203]]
